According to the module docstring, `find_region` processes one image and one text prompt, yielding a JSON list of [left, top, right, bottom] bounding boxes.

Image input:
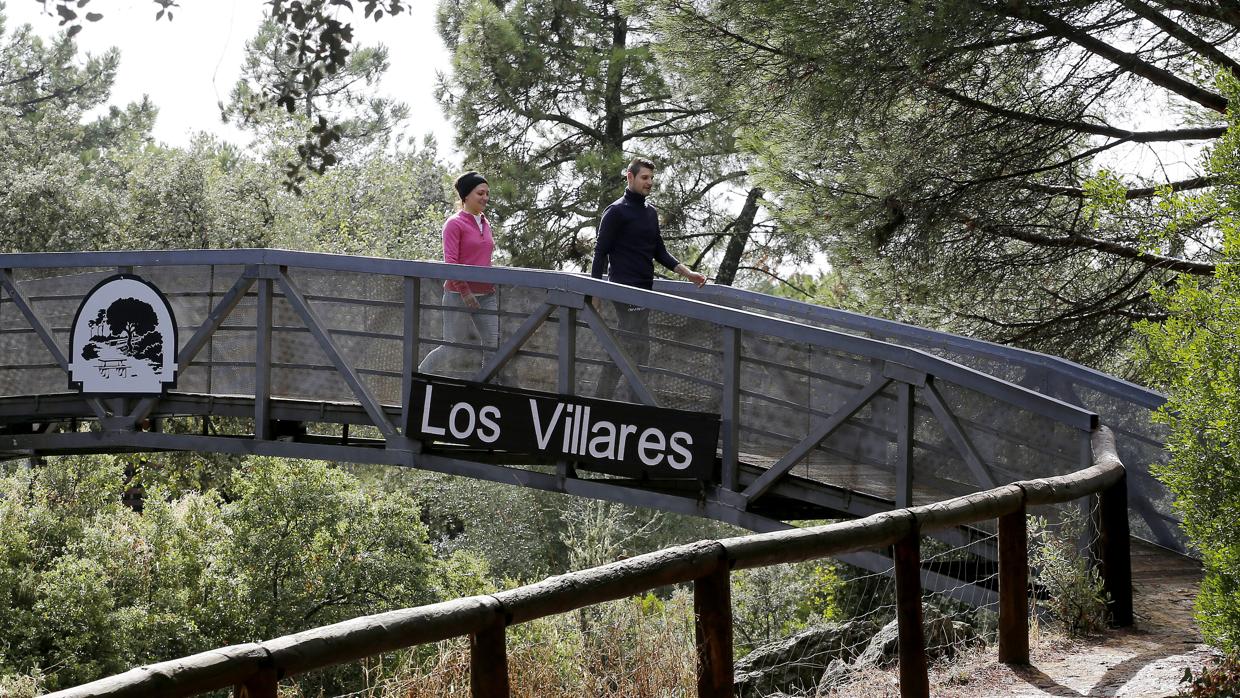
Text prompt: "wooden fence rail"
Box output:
[[46, 427, 1130, 698]]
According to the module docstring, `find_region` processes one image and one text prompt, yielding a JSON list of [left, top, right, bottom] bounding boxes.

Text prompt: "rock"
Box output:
[[816, 608, 982, 693], [733, 619, 878, 697]]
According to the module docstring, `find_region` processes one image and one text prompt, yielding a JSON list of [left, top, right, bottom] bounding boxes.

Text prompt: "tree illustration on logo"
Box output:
[[106, 297, 163, 368], [87, 308, 108, 339]]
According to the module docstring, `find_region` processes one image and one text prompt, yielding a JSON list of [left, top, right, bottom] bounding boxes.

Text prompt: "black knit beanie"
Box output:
[[454, 171, 488, 201]]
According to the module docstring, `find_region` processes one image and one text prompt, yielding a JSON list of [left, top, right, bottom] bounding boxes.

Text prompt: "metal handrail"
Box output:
[[661, 279, 1165, 411]]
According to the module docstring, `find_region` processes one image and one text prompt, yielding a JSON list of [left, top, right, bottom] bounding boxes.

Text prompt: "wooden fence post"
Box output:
[[1097, 473, 1133, 627], [997, 506, 1030, 664], [233, 667, 277, 698], [894, 530, 929, 698], [470, 619, 510, 698], [695, 560, 734, 697]]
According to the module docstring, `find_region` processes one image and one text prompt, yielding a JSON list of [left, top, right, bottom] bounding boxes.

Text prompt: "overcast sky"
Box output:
[[2, 0, 460, 161]]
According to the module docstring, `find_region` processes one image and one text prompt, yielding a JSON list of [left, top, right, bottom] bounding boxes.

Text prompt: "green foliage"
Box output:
[[0, 455, 450, 691], [1142, 229, 1240, 652], [341, 592, 698, 696], [731, 560, 843, 653], [1, 5, 450, 257], [0, 669, 45, 698], [390, 467, 738, 584], [649, 0, 1228, 370], [225, 20, 410, 169], [40, 0, 412, 186], [1028, 511, 1109, 635], [1139, 73, 1240, 655], [1178, 654, 1240, 698], [744, 268, 867, 311], [437, 0, 746, 271]]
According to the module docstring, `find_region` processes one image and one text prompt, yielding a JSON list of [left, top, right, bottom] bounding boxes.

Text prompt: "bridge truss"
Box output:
[[0, 250, 1179, 603]]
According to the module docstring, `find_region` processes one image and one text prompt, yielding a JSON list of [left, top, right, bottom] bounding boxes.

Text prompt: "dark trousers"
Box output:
[[593, 301, 650, 400]]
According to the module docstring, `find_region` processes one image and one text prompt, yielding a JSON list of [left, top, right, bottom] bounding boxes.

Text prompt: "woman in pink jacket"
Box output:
[[419, 171, 498, 376]]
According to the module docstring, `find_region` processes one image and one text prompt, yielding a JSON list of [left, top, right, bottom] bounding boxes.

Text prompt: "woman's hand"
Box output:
[[462, 292, 481, 310]]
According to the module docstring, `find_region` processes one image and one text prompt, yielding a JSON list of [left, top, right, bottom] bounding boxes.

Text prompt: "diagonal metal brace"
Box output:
[[129, 270, 258, 424], [580, 301, 657, 406], [1, 268, 108, 421], [924, 378, 997, 489], [277, 269, 397, 439], [741, 374, 892, 504], [472, 302, 555, 384]]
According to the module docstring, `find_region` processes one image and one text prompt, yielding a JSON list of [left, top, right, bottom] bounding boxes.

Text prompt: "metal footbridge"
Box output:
[[0, 250, 1181, 596]]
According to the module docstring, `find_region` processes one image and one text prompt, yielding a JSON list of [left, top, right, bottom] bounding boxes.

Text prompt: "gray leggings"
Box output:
[[418, 292, 499, 377]]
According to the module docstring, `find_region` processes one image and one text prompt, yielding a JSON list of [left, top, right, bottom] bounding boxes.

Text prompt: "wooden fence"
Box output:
[[45, 427, 1131, 698]]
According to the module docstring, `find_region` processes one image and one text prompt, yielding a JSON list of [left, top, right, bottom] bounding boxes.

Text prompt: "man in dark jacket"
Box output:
[[590, 157, 707, 399]]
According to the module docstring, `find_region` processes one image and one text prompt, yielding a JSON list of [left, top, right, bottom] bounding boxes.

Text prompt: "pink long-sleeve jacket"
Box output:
[[442, 210, 495, 294]]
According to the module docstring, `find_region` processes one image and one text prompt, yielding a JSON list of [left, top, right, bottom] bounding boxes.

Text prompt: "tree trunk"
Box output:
[[714, 187, 764, 286], [588, 9, 629, 266]]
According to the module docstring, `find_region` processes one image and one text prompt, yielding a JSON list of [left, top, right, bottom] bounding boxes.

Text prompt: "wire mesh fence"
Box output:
[[268, 497, 1108, 698]]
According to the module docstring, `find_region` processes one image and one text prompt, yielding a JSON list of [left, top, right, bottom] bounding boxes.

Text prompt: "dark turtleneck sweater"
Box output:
[[590, 188, 680, 290]]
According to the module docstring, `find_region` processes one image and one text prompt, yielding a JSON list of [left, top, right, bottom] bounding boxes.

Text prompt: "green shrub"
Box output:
[[1138, 72, 1240, 654], [1178, 654, 1240, 697], [1028, 510, 1109, 635]]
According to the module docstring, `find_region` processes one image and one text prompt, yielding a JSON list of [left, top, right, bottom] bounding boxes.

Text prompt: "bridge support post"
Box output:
[[997, 506, 1030, 664], [894, 530, 929, 698], [233, 666, 277, 698], [894, 381, 915, 508], [694, 561, 734, 697], [1097, 473, 1133, 627], [557, 306, 578, 481], [470, 618, 510, 697], [254, 277, 273, 441]]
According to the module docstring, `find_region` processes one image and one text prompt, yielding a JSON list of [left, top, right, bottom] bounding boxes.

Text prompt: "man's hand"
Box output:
[[674, 263, 708, 288]]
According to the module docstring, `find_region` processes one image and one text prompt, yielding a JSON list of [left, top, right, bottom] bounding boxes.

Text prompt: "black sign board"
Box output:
[[406, 375, 720, 482]]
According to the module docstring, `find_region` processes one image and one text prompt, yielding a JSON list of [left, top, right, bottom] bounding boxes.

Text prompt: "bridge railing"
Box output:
[[0, 250, 1100, 536], [42, 426, 1130, 698]]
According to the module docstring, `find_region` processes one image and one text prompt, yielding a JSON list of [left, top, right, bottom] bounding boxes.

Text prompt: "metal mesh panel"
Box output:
[[739, 330, 810, 467], [176, 364, 210, 394], [1072, 383, 1181, 550], [0, 269, 111, 397], [931, 381, 1082, 481], [684, 285, 1183, 551], [645, 309, 721, 413], [11, 266, 112, 292], [574, 301, 614, 397], [498, 284, 558, 393]]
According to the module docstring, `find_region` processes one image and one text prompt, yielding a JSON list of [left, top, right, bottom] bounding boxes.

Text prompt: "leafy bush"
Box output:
[[0, 670, 45, 698], [1028, 509, 1109, 635], [1139, 73, 1240, 654], [1178, 654, 1240, 697], [0, 454, 453, 692], [732, 560, 843, 654]]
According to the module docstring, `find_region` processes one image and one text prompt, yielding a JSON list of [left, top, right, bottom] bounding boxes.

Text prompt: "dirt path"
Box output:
[[832, 541, 1218, 697]]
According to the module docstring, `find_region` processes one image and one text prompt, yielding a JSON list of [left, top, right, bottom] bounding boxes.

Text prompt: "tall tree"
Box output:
[[436, 0, 748, 270], [652, 0, 1238, 371], [36, 0, 412, 184], [0, 10, 157, 252], [1140, 73, 1240, 653], [226, 20, 410, 166]]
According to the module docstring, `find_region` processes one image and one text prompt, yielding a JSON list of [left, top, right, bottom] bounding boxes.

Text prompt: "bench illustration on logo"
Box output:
[[69, 274, 178, 394]]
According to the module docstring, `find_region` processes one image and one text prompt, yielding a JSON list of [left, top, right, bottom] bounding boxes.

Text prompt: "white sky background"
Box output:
[[2, 0, 461, 163]]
